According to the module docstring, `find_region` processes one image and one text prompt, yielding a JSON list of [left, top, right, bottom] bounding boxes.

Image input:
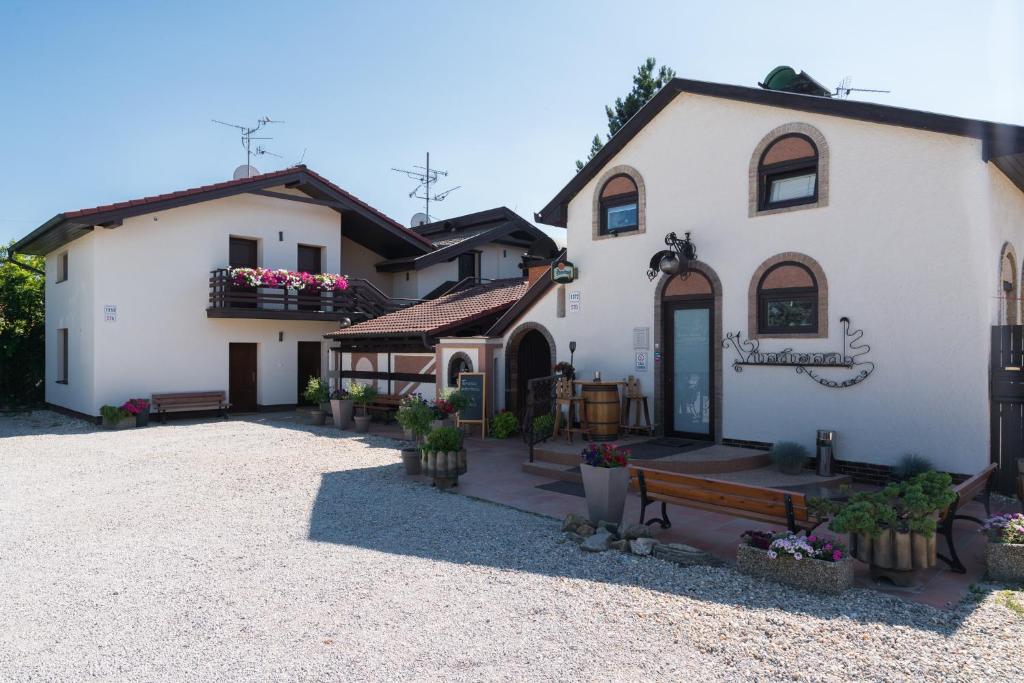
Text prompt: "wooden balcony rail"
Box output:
[[207, 268, 420, 322]]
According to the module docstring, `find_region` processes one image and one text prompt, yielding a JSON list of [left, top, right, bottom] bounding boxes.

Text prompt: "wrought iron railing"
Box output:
[[521, 374, 558, 462], [207, 269, 421, 321]]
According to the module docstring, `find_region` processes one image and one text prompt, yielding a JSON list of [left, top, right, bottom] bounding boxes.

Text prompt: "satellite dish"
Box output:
[[233, 164, 260, 180], [410, 212, 429, 227]]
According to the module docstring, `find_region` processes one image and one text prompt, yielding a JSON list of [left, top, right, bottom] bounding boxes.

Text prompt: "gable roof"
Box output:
[[485, 249, 564, 336], [326, 278, 528, 346], [374, 207, 558, 273], [536, 77, 1024, 226], [12, 165, 433, 257]]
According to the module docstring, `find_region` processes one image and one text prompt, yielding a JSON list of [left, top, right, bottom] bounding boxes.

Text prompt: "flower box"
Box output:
[[101, 415, 137, 430], [736, 543, 854, 594], [986, 542, 1024, 582]]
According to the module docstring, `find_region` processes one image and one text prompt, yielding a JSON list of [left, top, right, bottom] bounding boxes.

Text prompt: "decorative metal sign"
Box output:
[[551, 260, 578, 284], [647, 231, 697, 281], [723, 317, 875, 388]]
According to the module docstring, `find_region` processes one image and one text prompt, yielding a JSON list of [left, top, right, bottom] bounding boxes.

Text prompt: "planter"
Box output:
[[401, 447, 422, 475], [353, 414, 371, 433], [986, 542, 1024, 582], [135, 411, 150, 427], [331, 399, 354, 429], [309, 409, 327, 426], [852, 529, 937, 571], [420, 449, 467, 487], [402, 427, 415, 440], [736, 544, 854, 594], [579, 463, 630, 526], [101, 415, 136, 430], [430, 418, 455, 431]]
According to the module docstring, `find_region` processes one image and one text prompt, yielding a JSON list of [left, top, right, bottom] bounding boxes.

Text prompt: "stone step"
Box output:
[[521, 460, 582, 484]]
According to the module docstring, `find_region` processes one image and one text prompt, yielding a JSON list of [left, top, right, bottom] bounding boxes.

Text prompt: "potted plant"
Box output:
[[554, 361, 575, 379], [770, 441, 809, 475], [396, 395, 432, 474], [420, 425, 467, 488], [824, 470, 955, 584], [981, 512, 1024, 581], [491, 410, 518, 439], [579, 443, 632, 526], [330, 387, 353, 429], [430, 389, 468, 429], [736, 530, 853, 594], [302, 376, 330, 425], [100, 404, 136, 430], [348, 383, 377, 433], [123, 398, 150, 427]]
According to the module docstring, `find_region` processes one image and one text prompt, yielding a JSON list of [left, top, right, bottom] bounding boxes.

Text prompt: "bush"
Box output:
[[424, 425, 463, 453], [827, 469, 955, 538], [532, 414, 554, 440], [302, 376, 329, 405], [396, 396, 433, 441], [347, 383, 378, 413], [892, 453, 935, 482], [770, 441, 809, 474], [100, 404, 130, 422], [442, 388, 470, 413], [491, 410, 518, 439], [0, 241, 44, 408]]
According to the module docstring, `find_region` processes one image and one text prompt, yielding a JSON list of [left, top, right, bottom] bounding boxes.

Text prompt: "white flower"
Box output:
[[793, 552, 803, 560], [767, 550, 777, 559]]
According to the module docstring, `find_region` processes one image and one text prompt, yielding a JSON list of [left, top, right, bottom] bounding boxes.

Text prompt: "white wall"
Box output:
[[44, 234, 97, 415], [511, 93, 1011, 474], [477, 244, 526, 281]]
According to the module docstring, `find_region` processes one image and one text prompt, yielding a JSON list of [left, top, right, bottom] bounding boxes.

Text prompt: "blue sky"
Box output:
[[1, 1, 1021, 245]]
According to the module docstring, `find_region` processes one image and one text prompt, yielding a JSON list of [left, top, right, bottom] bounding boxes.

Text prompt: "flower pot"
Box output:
[[852, 529, 936, 570], [986, 542, 1024, 581], [401, 447, 422, 475], [403, 427, 414, 440], [430, 418, 455, 431], [331, 399, 354, 429], [134, 411, 149, 427], [579, 463, 630, 526], [309, 409, 326, 425], [353, 414, 371, 433], [736, 544, 854, 594], [101, 415, 136, 430]]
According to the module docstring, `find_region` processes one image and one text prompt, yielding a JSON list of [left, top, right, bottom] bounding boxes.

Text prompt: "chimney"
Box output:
[[526, 264, 549, 286]]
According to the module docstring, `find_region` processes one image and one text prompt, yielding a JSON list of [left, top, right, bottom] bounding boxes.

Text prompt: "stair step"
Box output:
[[522, 460, 582, 484]]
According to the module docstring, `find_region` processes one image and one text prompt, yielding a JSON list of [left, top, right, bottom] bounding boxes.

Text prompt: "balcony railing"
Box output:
[[207, 268, 419, 322]]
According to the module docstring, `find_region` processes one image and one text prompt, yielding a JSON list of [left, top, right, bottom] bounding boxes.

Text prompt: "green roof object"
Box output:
[[759, 66, 832, 97]]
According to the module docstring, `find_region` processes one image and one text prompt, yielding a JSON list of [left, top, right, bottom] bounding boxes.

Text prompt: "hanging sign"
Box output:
[[457, 372, 487, 437], [551, 260, 578, 284]]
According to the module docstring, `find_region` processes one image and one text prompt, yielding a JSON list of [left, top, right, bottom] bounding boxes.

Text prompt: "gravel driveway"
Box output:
[[1, 411, 1022, 682]]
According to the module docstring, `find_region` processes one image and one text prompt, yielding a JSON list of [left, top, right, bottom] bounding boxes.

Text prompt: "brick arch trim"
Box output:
[[653, 260, 723, 442], [504, 322, 556, 415], [748, 122, 830, 217], [592, 164, 646, 240], [748, 252, 829, 339], [1000, 241, 1019, 325]]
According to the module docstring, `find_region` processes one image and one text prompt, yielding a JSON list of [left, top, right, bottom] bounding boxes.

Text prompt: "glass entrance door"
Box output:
[[666, 302, 713, 439]]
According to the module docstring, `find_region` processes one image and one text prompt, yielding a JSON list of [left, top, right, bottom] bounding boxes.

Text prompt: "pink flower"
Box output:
[[832, 550, 842, 561]]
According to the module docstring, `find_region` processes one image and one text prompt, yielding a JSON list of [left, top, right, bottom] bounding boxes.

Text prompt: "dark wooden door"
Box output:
[[297, 245, 322, 311], [664, 300, 714, 440], [297, 342, 322, 405], [516, 330, 551, 416], [230, 238, 259, 309], [458, 252, 478, 282], [991, 325, 1024, 494], [229, 343, 258, 412]]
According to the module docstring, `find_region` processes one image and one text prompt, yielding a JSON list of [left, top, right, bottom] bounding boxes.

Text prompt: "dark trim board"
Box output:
[[207, 308, 352, 322], [45, 402, 102, 425], [341, 370, 436, 384]]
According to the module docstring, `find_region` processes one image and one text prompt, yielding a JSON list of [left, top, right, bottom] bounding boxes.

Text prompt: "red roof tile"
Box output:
[[327, 278, 529, 338]]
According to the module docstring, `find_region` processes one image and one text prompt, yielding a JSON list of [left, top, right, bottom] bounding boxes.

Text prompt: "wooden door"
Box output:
[[297, 245, 322, 311], [297, 342, 322, 405], [229, 238, 259, 309], [991, 325, 1024, 493], [458, 252, 478, 282], [229, 343, 258, 412], [664, 300, 714, 440]]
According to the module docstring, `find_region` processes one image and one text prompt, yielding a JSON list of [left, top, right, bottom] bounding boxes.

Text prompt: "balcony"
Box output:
[[207, 268, 417, 322]]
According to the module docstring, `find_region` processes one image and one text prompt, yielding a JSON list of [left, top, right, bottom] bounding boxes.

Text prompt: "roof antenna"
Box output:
[[833, 76, 891, 99], [211, 116, 284, 177], [391, 152, 460, 222]]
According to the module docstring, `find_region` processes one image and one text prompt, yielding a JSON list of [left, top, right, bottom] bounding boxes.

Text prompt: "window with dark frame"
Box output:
[[57, 252, 68, 283], [457, 252, 478, 281], [756, 262, 819, 335], [57, 328, 68, 383], [758, 134, 819, 211], [599, 174, 639, 235], [448, 355, 472, 387]]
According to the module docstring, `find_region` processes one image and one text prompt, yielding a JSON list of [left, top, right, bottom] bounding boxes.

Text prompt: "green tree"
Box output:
[[576, 58, 676, 172], [0, 240, 45, 407]]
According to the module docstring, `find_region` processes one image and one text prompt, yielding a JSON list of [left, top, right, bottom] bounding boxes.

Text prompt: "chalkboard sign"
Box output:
[[457, 372, 487, 436]]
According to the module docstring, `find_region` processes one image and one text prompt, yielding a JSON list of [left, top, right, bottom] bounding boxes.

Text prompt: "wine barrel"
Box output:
[[582, 383, 620, 441]]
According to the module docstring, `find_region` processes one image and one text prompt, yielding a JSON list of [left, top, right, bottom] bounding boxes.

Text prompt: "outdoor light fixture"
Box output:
[[647, 231, 697, 281], [569, 340, 577, 368]]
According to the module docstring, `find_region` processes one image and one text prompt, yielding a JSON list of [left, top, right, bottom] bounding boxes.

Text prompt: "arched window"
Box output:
[[599, 174, 639, 235], [757, 133, 819, 211], [447, 353, 473, 387], [757, 262, 819, 335]]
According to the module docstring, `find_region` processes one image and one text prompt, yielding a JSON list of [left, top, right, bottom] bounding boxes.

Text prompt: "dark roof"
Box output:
[[536, 77, 1024, 226], [12, 165, 433, 257], [375, 207, 558, 273], [326, 278, 528, 340], [485, 249, 565, 336]]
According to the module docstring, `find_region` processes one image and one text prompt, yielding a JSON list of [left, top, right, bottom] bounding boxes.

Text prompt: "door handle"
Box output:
[[252, 372, 256, 382]]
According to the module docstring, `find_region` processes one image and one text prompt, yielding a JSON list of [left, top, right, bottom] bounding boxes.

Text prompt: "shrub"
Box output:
[[981, 513, 1024, 544], [491, 410, 518, 439], [100, 404, 130, 422], [827, 469, 955, 538], [347, 383, 378, 414], [303, 376, 329, 405], [424, 425, 463, 453], [892, 453, 935, 482], [770, 441, 809, 474], [532, 414, 554, 440], [442, 388, 470, 413], [396, 395, 433, 441]]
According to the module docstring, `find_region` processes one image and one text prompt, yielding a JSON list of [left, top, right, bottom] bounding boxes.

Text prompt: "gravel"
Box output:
[[1, 410, 1023, 682]]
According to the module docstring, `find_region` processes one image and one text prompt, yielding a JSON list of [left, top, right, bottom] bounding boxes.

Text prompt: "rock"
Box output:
[[576, 524, 596, 538], [580, 529, 612, 553], [562, 513, 587, 533], [621, 524, 653, 540], [630, 538, 659, 556], [564, 533, 585, 545], [653, 542, 724, 567], [610, 539, 630, 552], [596, 520, 619, 536]]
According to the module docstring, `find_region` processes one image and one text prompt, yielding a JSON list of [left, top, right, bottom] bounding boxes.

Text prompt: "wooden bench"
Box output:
[[152, 391, 228, 422], [937, 463, 997, 573], [630, 465, 819, 533], [365, 394, 403, 423]]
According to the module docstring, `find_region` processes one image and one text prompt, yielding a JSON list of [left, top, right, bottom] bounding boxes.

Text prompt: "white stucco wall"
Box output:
[[509, 93, 1020, 474], [44, 234, 97, 415]]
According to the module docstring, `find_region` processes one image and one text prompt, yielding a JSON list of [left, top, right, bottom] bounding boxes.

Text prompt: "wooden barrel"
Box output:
[[582, 383, 620, 441]]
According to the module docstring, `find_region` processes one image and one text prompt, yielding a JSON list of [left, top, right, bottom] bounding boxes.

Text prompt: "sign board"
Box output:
[[633, 327, 650, 349], [568, 290, 581, 313], [635, 351, 648, 371], [551, 260, 578, 284], [457, 372, 487, 437], [103, 305, 117, 322]]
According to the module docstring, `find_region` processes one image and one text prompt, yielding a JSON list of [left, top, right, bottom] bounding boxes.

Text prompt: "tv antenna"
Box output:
[[391, 152, 460, 222], [833, 76, 890, 99], [212, 116, 284, 175]]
